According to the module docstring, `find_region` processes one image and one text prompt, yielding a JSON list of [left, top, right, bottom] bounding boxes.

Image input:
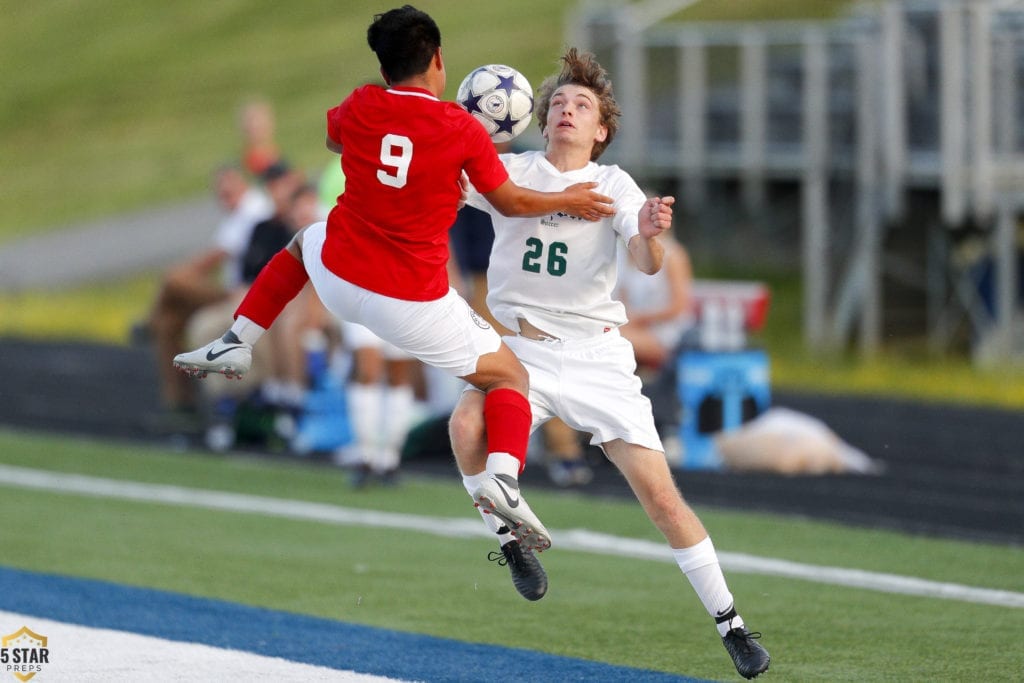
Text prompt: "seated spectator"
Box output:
[[143, 165, 272, 419], [617, 235, 695, 371], [616, 234, 695, 463], [185, 168, 328, 451], [238, 99, 282, 177], [239, 163, 304, 286], [541, 418, 593, 487]]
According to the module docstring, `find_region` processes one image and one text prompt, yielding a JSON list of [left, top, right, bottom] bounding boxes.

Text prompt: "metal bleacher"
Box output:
[[568, 0, 1024, 362]]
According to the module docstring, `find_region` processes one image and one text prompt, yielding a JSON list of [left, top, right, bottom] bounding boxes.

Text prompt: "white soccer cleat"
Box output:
[[173, 332, 252, 380], [472, 474, 552, 552]]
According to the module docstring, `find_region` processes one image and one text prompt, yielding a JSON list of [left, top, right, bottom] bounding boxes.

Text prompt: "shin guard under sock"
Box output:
[[234, 249, 309, 329], [483, 388, 531, 474]]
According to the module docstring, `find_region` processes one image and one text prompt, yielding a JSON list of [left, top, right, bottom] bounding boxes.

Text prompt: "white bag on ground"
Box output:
[[714, 407, 882, 475]]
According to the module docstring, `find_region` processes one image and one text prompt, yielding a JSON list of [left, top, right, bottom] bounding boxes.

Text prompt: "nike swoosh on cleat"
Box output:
[[205, 345, 245, 361], [492, 473, 520, 508]]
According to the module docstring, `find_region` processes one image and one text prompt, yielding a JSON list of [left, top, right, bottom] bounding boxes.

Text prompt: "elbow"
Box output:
[[493, 202, 518, 217], [636, 259, 661, 276]]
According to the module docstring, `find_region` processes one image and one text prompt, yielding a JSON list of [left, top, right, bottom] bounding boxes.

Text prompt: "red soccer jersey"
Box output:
[[322, 85, 509, 301]]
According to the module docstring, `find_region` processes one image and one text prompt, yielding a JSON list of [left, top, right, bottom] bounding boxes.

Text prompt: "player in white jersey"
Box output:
[[481, 151, 643, 340], [448, 49, 770, 680]]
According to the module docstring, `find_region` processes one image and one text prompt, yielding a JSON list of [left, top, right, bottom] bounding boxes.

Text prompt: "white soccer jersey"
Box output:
[[467, 150, 647, 340]]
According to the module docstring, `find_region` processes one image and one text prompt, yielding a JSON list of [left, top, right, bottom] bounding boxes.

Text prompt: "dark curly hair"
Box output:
[[367, 5, 441, 84], [535, 48, 621, 161]]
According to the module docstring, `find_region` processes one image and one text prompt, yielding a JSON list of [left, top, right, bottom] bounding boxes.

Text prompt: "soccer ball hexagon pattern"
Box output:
[[456, 64, 534, 143]]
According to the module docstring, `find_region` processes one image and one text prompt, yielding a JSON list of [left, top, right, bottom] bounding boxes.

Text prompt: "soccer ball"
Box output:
[[456, 64, 534, 143]]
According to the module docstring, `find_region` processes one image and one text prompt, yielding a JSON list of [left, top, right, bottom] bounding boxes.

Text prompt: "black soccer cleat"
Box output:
[[488, 539, 548, 601], [721, 625, 770, 679]]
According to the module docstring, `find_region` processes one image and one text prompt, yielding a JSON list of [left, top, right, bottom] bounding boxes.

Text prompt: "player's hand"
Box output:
[[456, 172, 470, 210], [638, 195, 674, 238], [562, 182, 616, 222]]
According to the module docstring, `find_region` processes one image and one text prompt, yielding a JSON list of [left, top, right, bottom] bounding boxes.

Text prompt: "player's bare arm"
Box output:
[[628, 195, 675, 274], [484, 179, 615, 221]]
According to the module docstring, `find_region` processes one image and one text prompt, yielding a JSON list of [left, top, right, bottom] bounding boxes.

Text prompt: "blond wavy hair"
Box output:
[[535, 48, 621, 161]]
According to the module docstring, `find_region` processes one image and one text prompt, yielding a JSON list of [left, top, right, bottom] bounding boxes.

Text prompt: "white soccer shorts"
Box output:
[[505, 330, 664, 453], [301, 222, 501, 377], [339, 320, 413, 361]]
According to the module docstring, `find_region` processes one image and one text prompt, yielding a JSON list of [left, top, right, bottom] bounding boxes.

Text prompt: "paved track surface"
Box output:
[[0, 199, 220, 292], [1, 336, 1020, 546]]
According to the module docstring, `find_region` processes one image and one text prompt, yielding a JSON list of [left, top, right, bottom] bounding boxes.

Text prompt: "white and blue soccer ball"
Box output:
[[456, 64, 533, 143]]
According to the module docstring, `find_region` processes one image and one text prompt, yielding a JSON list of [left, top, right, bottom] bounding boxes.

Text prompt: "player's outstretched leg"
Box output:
[[488, 530, 548, 601], [173, 331, 252, 379], [174, 244, 308, 380], [718, 607, 770, 679]]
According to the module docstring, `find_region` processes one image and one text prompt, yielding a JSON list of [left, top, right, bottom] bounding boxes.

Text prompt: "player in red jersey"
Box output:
[[174, 5, 615, 551]]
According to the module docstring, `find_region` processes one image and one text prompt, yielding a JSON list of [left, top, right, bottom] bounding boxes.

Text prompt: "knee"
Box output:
[[448, 398, 486, 456], [647, 486, 689, 525], [502, 356, 529, 395]]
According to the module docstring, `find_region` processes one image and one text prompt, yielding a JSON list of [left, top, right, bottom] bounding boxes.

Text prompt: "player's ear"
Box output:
[[434, 47, 444, 71], [595, 124, 608, 144]]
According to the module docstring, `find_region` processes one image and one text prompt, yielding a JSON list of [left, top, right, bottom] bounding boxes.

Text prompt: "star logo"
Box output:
[[462, 91, 484, 115], [493, 113, 517, 137], [494, 73, 519, 96]]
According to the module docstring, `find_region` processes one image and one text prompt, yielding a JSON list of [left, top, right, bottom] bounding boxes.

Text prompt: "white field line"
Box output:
[[1, 464, 1021, 609]]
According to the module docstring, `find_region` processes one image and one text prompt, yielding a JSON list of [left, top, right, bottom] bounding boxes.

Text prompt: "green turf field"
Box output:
[[1, 428, 1020, 681]]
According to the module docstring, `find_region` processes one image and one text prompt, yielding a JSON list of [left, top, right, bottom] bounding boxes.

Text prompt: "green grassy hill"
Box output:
[[0, 0, 579, 241], [0, 0, 862, 242]]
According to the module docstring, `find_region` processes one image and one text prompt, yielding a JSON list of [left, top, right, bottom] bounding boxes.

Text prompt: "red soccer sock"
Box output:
[[483, 388, 532, 474], [234, 249, 309, 329]]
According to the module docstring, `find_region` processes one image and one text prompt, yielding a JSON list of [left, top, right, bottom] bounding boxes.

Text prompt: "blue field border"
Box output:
[[0, 566, 706, 682]]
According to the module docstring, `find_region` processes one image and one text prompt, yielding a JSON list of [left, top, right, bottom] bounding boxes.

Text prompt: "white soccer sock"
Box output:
[[229, 316, 266, 346], [346, 382, 383, 465], [279, 381, 307, 409], [365, 385, 413, 473], [374, 447, 400, 474], [485, 452, 521, 479], [672, 536, 744, 636], [381, 385, 414, 452], [462, 472, 515, 545]]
